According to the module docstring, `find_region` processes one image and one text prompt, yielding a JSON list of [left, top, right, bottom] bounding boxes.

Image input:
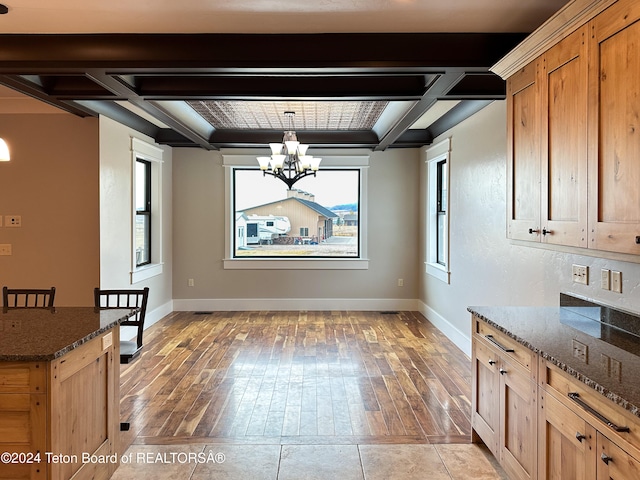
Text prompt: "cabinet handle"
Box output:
[[575, 432, 586, 443], [636, 236, 640, 245], [601, 453, 613, 465], [499, 368, 507, 375], [488, 359, 496, 366], [568, 393, 630, 433], [528, 228, 539, 235], [485, 335, 515, 353], [542, 228, 553, 236]]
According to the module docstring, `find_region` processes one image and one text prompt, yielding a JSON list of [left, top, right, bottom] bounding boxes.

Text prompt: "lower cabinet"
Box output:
[[472, 319, 537, 480], [472, 315, 640, 480]]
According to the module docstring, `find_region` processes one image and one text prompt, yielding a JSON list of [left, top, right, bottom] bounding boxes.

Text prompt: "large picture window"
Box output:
[[223, 154, 369, 270], [233, 169, 360, 258]]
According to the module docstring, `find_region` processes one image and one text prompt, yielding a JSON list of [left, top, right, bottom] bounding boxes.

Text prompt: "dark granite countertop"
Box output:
[[469, 297, 640, 418], [0, 307, 135, 361]]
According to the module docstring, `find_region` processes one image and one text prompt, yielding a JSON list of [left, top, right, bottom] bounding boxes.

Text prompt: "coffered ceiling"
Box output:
[[0, 0, 568, 150]]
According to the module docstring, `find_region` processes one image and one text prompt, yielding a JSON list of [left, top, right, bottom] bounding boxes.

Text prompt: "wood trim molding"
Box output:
[[491, 0, 617, 79]]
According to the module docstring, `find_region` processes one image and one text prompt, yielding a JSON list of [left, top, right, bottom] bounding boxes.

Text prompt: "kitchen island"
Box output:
[[0, 307, 134, 480]]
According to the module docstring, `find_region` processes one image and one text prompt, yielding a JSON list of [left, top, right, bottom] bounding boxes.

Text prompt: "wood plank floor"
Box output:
[[119, 311, 472, 449]]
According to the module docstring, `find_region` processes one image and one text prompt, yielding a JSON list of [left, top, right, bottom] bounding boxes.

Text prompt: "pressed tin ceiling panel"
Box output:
[[187, 100, 389, 130]]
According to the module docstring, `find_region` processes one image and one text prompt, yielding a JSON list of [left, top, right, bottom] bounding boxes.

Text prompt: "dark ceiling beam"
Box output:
[[389, 129, 434, 148], [208, 129, 380, 149], [426, 100, 494, 139], [0, 33, 527, 71], [84, 71, 215, 150], [375, 71, 465, 151], [0, 74, 96, 116], [73, 100, 160, 138], [132, 74, 429, 100]]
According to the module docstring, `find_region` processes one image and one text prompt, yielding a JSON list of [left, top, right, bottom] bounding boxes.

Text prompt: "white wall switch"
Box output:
[[572, 264, 588, 285], [611, 271, 622, 293], [601, 269, 611, 290]]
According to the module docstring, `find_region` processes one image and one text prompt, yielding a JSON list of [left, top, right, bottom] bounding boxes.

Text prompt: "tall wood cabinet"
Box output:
[[502, 0, 640, 255]]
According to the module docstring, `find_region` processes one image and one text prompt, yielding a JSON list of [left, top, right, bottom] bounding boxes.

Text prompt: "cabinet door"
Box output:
[[588, 0, 640, 254], [472, 338, 500, 458], [500, 357, 537, 480], [539, 391, 595, 480], [597, 433, 640, 479], [507, 59, 542, 241], [541, 26, 589, 247]]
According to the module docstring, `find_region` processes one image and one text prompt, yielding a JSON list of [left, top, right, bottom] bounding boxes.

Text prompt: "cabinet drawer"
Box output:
[[541, 358, 640, 459], [0, 362, 46, 394], [475, 318, 535, 374]]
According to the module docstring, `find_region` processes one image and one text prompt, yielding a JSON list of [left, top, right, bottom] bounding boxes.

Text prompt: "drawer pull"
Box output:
[[488, 359, 496, 366], [601, 453, 613, 465], [499, 368, 507, 375], [485, 335, 515, 353], [568, 393, 630, 433], [575, 432, 586, 442]]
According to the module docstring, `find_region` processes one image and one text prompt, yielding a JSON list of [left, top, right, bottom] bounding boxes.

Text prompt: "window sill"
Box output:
[[425, 262, 450, 284], [224, 258, 369, 270], [131, 263, 163, 283]]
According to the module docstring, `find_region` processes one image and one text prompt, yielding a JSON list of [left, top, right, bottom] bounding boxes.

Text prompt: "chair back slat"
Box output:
[[2, 287, 56, 309]]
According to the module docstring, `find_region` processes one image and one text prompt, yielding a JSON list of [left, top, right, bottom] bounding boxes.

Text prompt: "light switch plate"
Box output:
[[612, 271, 622, 293]]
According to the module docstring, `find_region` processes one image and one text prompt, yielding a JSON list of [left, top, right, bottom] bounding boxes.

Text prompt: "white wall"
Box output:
[[172, 147, 421, 311], [99, 116, 173, 324], [419, 101, 640, 356]]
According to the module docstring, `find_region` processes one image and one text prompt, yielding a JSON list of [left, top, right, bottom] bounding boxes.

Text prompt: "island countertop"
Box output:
[[0, 306, 135, 361], [469, 301, 640, 418]]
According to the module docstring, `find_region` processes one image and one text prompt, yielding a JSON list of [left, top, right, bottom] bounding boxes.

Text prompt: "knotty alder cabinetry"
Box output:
[[0, 329, 120, 480], [539, 358, 640, 480], [471, 311, 640, 480], [502, 0, 640, 255], [472, 319, 537, 480]]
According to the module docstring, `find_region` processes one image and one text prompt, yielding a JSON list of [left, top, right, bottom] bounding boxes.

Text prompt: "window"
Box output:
[[135, 159, 151, 266], [130, 138, 164, 283], [223, 154, 369, 270], [426, 138, 451, 283]]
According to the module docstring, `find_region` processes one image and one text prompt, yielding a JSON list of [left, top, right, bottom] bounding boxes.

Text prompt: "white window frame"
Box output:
[[222, 154, 369, 270], [425, 138, 451, 283], [130, 138, 164, 283]]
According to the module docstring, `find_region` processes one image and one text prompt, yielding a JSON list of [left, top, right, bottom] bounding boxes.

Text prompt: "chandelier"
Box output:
[[256, 111, 321, 189]]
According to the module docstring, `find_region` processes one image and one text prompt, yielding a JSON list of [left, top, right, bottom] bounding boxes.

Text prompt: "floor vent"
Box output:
[[194, 311, 214, 315], [380, 311, 399, 315]]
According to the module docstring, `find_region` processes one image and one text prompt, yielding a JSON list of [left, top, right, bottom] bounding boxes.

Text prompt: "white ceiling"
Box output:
[[0, 0, 567, 34]]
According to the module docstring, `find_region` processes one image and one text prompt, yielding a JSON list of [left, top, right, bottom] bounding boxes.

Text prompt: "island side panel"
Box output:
[[48, 328, 120, 480]]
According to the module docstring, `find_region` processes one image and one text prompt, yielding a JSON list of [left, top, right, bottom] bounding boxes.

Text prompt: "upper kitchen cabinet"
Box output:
[[588, 0, 640, 255], [507, 27, 589, 246], [497, 0, 640, 256]]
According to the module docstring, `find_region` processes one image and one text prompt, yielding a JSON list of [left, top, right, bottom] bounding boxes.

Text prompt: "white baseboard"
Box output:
[[418, 301, 471, 357], [172, 297, 420, 312]]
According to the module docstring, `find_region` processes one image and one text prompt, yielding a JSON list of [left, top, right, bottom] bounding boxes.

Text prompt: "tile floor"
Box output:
[[110, 443, 509, 480]]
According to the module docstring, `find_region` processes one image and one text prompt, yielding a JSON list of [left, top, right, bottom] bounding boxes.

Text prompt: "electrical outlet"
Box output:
[[0, 244, 12, 255], [397, 278, 404, 287], [611, 271, 622, 293], [611, 359, 622, 381], [5, 215, 21, 227], [601, 269, 611, 290], [188, 278, 195, 287], [572, 339, 588, 363], [572, 264, 588, 285]]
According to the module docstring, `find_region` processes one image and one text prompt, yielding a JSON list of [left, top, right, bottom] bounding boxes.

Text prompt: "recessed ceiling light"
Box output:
[[0, 5, 8, 15]]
